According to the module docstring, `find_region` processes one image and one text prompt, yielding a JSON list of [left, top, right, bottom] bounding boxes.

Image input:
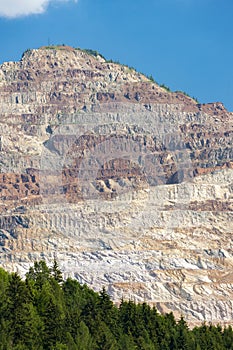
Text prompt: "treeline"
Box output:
[[0, 261, 232, 349]]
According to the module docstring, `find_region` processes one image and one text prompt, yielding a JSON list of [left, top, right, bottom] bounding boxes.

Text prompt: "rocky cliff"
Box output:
[[0, 46, 232, 325]]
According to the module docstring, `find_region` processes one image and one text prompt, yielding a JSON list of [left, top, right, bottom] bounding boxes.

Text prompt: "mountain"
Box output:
[[0, 45, 232, 325]]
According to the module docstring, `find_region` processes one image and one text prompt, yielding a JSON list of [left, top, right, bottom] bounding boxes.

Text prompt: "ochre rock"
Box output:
[[0, 46, 232, 325]]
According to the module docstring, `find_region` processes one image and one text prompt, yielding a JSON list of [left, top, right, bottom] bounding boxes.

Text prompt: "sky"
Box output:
[[0, 0, 233, 111]]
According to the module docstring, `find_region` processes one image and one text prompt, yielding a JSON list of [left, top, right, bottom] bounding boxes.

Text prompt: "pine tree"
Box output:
[[62, 278, 82, 338], [26, 260, 51, 290], [41, 293, 64, 349], [175, 316, 190, 350], [75, 321, 94, 350], [52, 259, 63, 284], [98, 287, 118, 337], [118, 334, 137, 350], [223, 325, 233, 350], [6, 273, 39, 348], [95, 321, 118, 350]]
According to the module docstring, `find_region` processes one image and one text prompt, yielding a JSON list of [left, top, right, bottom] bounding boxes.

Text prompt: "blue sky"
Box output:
[[0, 0, 233, 111]]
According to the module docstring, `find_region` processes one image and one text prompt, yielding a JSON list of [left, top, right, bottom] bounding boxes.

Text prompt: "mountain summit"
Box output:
[[0, 46, 232, 325]]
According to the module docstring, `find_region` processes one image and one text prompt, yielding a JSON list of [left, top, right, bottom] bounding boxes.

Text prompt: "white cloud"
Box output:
[[0, 0, 77, 19]]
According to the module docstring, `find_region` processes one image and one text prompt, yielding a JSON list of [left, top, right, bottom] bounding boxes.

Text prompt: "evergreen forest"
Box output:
[[0, 261, 232, 350]]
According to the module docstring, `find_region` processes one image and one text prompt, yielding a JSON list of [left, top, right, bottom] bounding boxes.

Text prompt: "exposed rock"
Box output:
[[0, 46, 232, 325]]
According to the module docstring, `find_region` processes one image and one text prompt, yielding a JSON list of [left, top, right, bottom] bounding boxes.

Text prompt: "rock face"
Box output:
[[0, 46, 232, 325]]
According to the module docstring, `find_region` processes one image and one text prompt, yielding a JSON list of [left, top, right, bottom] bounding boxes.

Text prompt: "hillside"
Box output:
[[0, 45, 232, 325]]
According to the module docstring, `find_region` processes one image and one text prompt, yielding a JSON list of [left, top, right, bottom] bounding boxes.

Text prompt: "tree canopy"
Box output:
[[0, 262, 232, 349]]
